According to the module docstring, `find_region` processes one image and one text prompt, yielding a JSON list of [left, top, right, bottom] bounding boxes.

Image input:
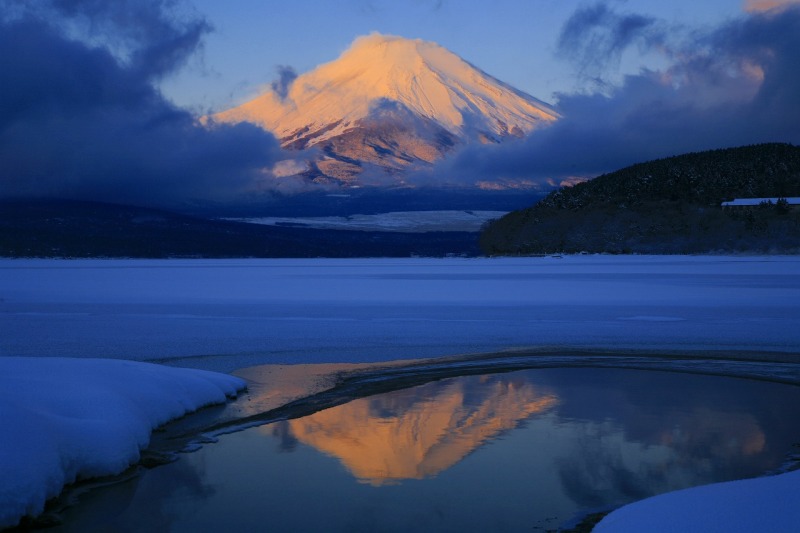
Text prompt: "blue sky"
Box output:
[[164, 0, 748, 112], [1, 0, 798, 204]]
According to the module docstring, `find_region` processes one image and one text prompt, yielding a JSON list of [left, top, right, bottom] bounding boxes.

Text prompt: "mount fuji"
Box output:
[[213, 33, 559, 186]]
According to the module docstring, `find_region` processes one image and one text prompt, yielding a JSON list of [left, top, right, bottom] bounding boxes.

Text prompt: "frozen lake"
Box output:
[[2, 255, 800, 530], [1, 256, 799, 372]]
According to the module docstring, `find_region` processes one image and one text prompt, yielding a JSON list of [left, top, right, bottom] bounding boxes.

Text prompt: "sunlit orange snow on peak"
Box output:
[[210, 32, 561, 185], [547, 176, 589, 188], [214, 32, 558, 144], [283, 377, 558, 485], [744, 0, 800, 12]]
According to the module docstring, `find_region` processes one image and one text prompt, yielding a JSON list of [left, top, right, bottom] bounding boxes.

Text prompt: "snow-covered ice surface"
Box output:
[[2, 256, 799, 373], [1, 255, 799, 530], [0, 357, 245, 529], [594, 469, 800, 532], [227, 209, 507, 233]]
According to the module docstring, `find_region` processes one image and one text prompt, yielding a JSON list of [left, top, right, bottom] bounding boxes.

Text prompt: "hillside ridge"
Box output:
[[480, 143, 800, 255]]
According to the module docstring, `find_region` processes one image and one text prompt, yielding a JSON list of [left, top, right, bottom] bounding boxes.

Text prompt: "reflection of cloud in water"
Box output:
[[551, 370, 777, 508], [274, 375, 558, 485], [557, 410, 768, 509], [655, 408, 766, 459], [56, 454, 213, 532], [557, 423, 662, 507]]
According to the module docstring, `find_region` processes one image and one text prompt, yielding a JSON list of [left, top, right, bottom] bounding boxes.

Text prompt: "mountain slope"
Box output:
[[213, 33, 558, 184], [480, 143, 800, 254]]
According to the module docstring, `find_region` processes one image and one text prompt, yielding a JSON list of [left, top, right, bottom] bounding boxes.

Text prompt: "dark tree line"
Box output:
[[481, 143, 800, 255]]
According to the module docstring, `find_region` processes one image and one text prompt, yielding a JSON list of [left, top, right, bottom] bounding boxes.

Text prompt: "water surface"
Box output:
[[55, 367, 800, 532]]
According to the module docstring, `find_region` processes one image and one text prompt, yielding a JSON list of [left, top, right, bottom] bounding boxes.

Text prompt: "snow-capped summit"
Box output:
[[213, 33, 559, 184]]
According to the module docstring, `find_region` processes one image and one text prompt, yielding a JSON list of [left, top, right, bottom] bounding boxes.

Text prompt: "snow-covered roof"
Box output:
[[721, 197, 800, 206]]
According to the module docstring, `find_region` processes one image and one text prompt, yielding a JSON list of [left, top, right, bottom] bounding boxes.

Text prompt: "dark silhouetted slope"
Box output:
[[480, 144, 800, 254]]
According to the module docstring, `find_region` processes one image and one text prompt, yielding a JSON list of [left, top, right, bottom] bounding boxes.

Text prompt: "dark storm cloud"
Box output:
[[0, 1, 282, 206], [416, 3, 800, 189], [271, 65, 298, 100]]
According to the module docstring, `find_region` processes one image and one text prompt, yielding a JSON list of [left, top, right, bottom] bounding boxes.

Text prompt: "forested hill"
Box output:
[[480, 143, 800, 255]]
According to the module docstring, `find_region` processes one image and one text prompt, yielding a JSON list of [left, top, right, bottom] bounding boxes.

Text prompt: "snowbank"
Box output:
[[0, 357, 245, 529], [594, 469, 800, 532]]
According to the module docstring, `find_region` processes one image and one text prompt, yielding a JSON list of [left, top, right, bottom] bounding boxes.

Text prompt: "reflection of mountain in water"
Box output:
[[281, 375, 558, 485]]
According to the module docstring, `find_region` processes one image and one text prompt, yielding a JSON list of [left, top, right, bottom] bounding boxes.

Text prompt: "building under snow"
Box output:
[[721, 197, 800, 210]]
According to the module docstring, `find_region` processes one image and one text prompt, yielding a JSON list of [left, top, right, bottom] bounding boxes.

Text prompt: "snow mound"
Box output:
[[594, 469, 800, 532], [0, 357, 246, 529]]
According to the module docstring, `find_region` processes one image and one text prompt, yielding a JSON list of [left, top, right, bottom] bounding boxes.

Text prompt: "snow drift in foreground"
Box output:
[[0, 357, 245, 529], [594, 469, 800, 532]]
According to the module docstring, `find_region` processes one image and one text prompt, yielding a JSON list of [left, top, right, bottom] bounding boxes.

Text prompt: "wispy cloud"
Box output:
[[556, 3, 663, 90], [271, 65, 298, 101]]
